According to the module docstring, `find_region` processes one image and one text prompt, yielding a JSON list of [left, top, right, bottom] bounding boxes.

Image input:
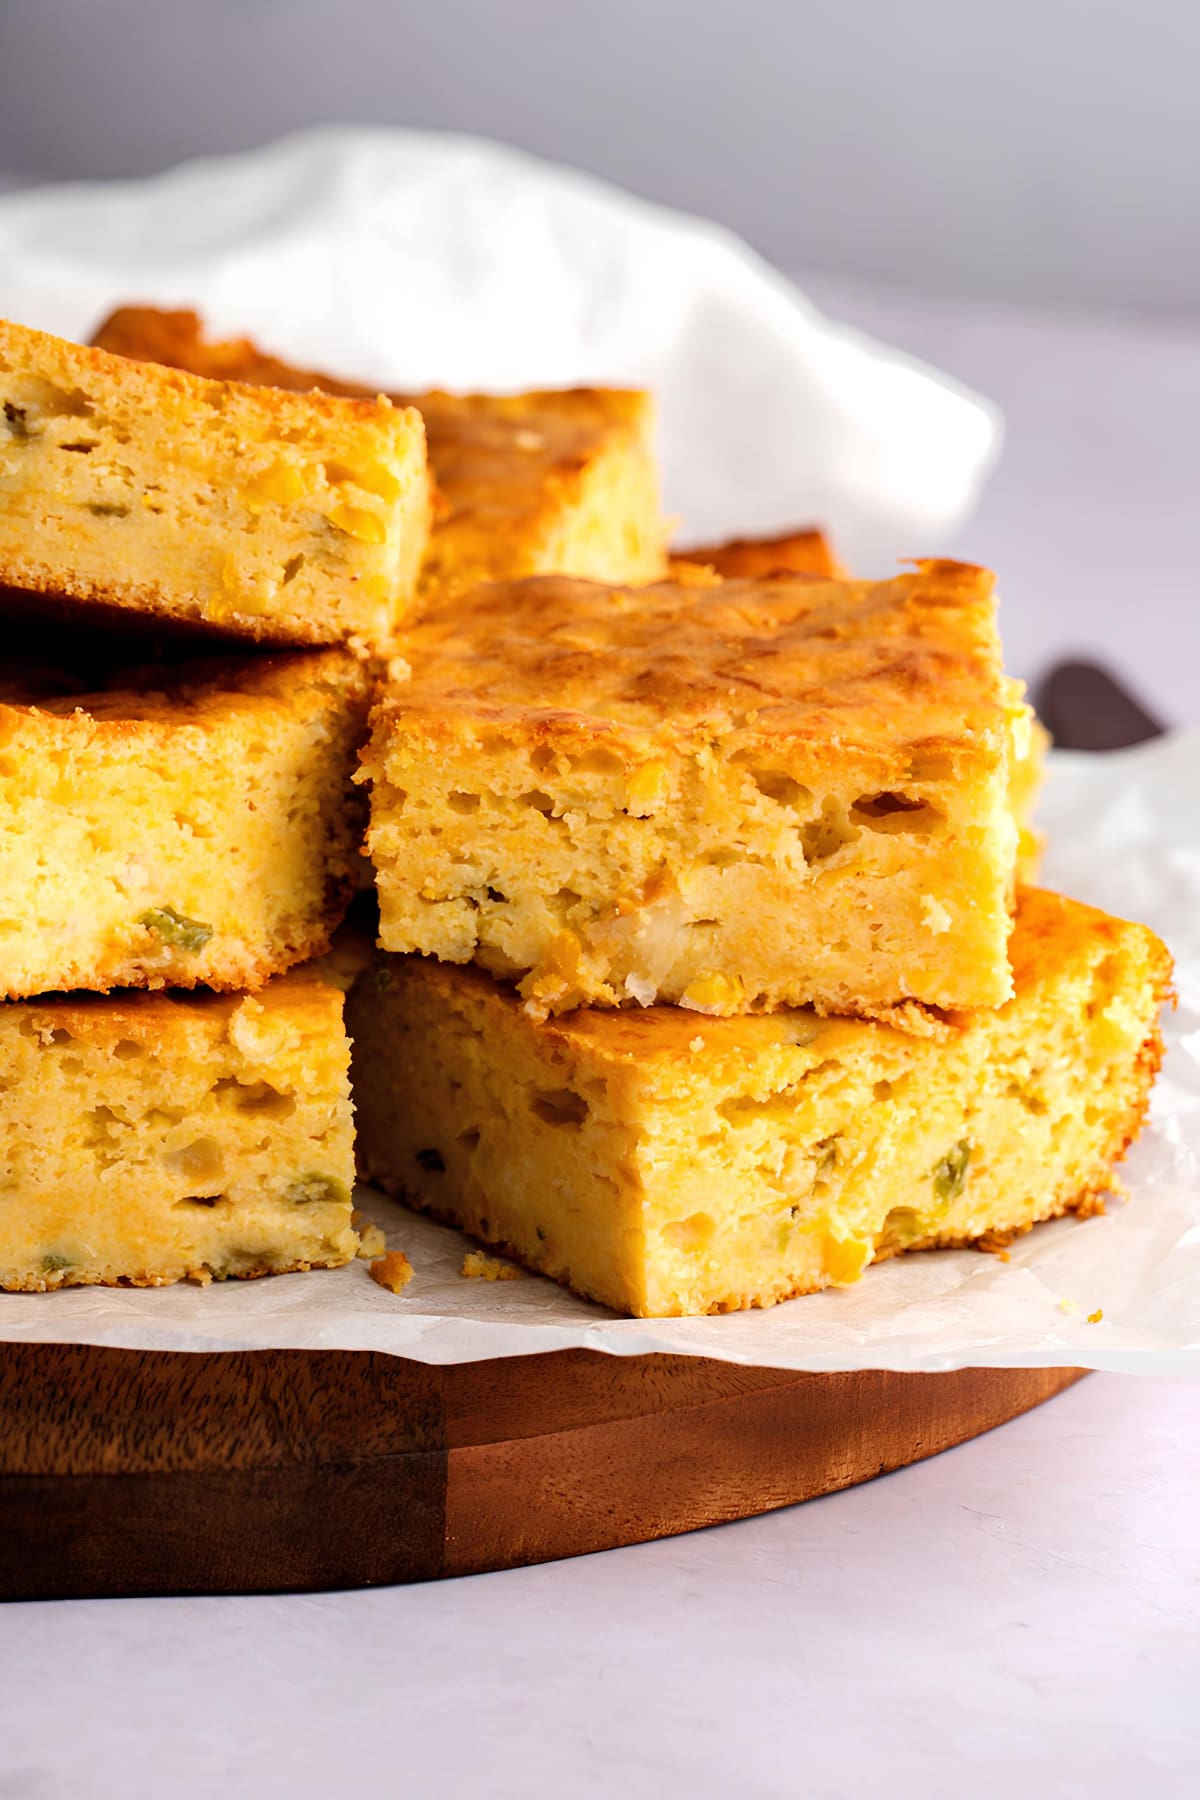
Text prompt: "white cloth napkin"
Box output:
[[0, 125, 999, 570]]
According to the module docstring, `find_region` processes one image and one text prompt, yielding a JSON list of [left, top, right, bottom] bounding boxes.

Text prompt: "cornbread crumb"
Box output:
[[461, 1250, 522, 1282], [357, 1223, 387, 1259], [1058, 1298, 1080, 1316], [1088, 1308, 1104, 1324], [369, 1250, 413, 1293]]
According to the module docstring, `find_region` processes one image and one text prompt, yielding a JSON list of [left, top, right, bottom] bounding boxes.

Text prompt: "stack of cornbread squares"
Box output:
[[0, 305, 1171, 1317]]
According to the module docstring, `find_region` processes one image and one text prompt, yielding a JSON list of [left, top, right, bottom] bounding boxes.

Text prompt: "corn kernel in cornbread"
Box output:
[[0, 967, 356, 1291], [676, 525, 845, 580], [0, 643, 369, 999], [361, 561, 1028, 1022], [0, 316, 430, 648], [91, 307, 668, 597], [347, 890, 1170, 1318]]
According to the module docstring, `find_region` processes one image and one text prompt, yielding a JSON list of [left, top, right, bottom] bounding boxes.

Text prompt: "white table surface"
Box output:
[[2, 281, 1198, 1796]]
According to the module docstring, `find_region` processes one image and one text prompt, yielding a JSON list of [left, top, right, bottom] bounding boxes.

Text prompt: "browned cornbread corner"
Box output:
[[674, 525, 846, 581], [0, 645, 370, 1000], [347, 890, 1171, 1318], [91, 306, 669, 599], [0, 966, 357, 1292], [0, 315, 430, 648], [361, 560, 1030, 1024], [671, 525, 1046, 883]]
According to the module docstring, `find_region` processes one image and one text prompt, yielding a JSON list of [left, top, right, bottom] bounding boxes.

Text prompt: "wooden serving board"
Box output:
[[0, 1345, 1083, 1599], [0, 665, 1140, 1601]]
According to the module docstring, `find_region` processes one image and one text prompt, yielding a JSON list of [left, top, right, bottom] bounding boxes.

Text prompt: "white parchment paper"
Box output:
[[0, 130, 1193, 1373], [0, 733, 1194, 1375]]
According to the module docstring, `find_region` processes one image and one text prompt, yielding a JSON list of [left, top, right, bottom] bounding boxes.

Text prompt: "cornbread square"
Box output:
[[91, 307, 669, 598], [362, 561, 1028, 1022], [347, 890, 1171, 1318], [675, 526, 845, 580], [0, 644, 369, 999], [0, 967, 356, 1291], [0, 316, 430, 648]]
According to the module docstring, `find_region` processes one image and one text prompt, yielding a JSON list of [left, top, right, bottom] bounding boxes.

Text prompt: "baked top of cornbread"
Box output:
[[21, 955, 340, 1044], [1, 636, 362, 724], [678, 526, 844, 580], [0, 315, 430, 648], [380, 560, 1010, 775], [91, 306, 669, 596]]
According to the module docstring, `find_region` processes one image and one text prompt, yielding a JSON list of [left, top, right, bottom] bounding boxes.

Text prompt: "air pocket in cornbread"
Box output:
[[0, 316, 430, 648], [0, 645, 370, 999], [361, 561, 1029, 1023], [0, 967, 356, 1291], [347, 890, 1171, 1318], [91, 307, 669, 597]]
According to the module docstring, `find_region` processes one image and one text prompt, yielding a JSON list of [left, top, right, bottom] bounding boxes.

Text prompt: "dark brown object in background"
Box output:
[[1038, 661, 1165, 750], [0, 1345, 1082, 1599]]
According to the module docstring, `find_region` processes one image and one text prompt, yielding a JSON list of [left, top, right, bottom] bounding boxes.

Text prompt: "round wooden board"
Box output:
[[0, 1346, 1084, 1600]]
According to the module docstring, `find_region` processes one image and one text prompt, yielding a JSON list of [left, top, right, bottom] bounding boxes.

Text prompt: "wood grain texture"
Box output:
[[0, 1346, 1083, 1599]]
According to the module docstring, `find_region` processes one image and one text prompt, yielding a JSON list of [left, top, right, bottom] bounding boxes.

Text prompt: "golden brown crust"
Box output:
[[0, 641, 365, 720], [677, 527, 846, 581], [380, 560, 1009, 774]]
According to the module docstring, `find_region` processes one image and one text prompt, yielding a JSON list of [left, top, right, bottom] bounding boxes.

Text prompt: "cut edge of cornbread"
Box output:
[[0, 646, 371, 1000], [0, 966, 357, 1292], [0, 315, 431, 649], [90, 306, 670, 599], [670, 527, 1046, 887], [347, 889, 1171, 1318], [362, 562, 1024, 1023]]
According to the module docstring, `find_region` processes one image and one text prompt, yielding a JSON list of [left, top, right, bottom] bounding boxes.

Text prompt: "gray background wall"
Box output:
[[0, 0, 1195, 310]]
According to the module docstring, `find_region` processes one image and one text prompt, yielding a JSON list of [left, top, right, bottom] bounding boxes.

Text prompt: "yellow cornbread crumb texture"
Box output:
[[461, 1250, 522, 1281], [347, 889, 1170, 1319], [0, 968, 357, 1291], [356, 1223, 388, 1259], [369, 1250, 414, 1293], [0, 646, 370, 1000], [0, 315, 430, 649], [363, 562, 1028, 1022]]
